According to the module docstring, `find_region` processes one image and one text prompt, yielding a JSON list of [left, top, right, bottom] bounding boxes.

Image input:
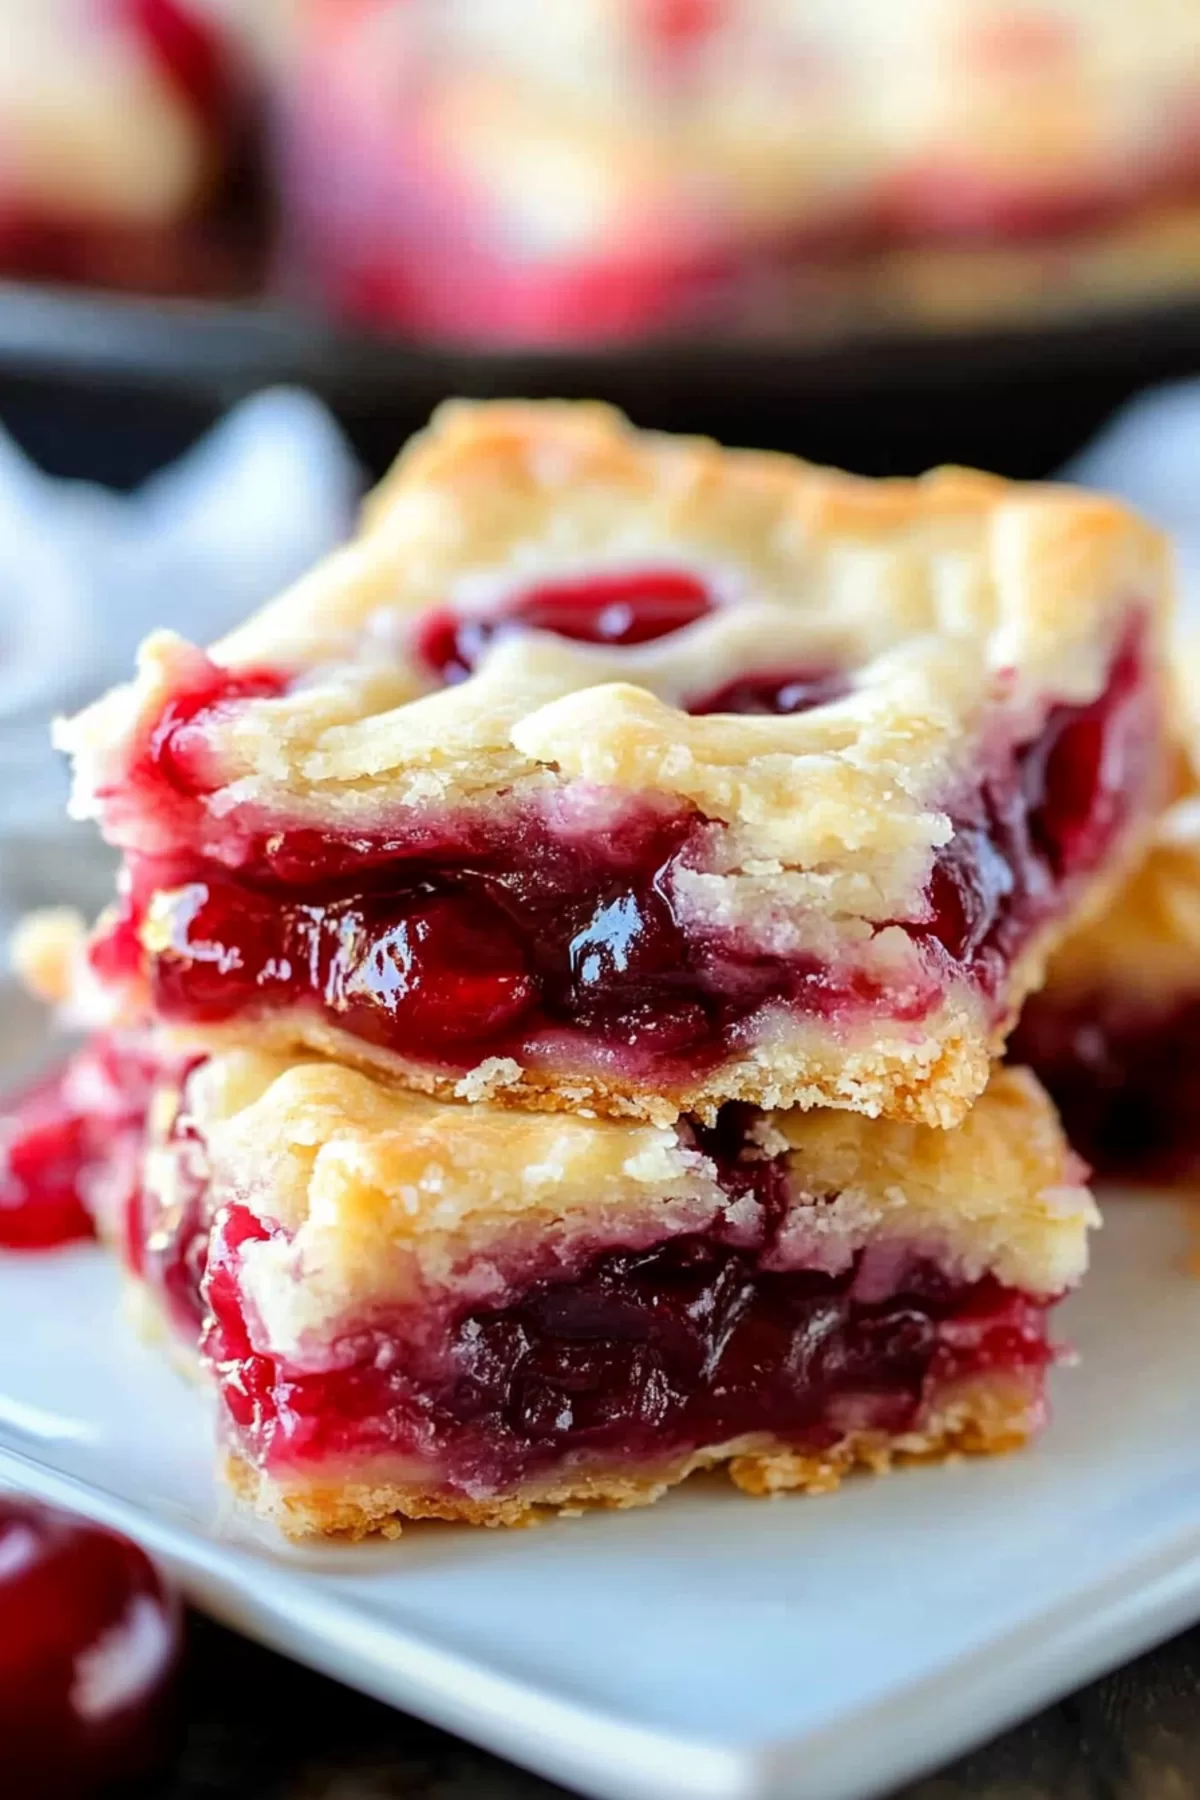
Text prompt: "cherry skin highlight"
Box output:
[[0, 1496, 180, 1800], [415, 569, 714, 683]]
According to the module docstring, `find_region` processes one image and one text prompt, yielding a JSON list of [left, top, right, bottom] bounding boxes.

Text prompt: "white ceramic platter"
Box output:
[[1, 972, 1199, 1800], [3, 1196, 1200, 1800]]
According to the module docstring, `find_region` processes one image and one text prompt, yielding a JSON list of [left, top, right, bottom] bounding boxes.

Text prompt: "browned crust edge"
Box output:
[[224, 1372, 1043, 1541]]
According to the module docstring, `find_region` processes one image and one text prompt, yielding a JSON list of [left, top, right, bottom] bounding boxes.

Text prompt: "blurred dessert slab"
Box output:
[[0, 0, 260, 295], [271, 0, 1200, 343]]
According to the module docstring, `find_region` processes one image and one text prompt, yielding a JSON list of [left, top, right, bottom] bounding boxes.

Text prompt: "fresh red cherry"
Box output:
[[0, 1496, 181, 1800], [330, 894, 539, 1044], [415, 570, 713, 683]]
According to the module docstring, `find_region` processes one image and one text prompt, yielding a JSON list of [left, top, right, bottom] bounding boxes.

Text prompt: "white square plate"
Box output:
[[2, 989, 1200, 1800]]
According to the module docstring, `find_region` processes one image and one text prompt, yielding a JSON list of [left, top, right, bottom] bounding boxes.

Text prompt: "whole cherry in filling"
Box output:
[[0, 1496, 180, 1800]]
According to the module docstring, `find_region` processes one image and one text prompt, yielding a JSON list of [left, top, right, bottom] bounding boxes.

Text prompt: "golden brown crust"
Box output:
[[224, 1371, 1043, 1541], [160, 990, 989, 1130]]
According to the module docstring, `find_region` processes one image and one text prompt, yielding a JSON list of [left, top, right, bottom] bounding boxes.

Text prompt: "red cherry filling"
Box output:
[[0, 1496, 180, 1800], [143, 661, 289, 800], [0, 1039, 158, 1252], [1010, 991, 1200, 1183], [202, 1193, 1053, 1490], [414, 569, 714, 684], [687, 668, 850, 715], [135, 821, 897, 1078], [922, 632, 1149, 975], [150, 880, 540, 1047], [95, 627, 1151, 1082]]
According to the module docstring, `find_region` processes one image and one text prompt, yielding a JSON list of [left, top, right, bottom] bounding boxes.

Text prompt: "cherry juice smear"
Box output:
[[415, 568, 715, 684]]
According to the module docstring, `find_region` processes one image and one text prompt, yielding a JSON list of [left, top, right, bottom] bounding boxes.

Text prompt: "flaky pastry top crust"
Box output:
[[61, 403, 1170, 913]]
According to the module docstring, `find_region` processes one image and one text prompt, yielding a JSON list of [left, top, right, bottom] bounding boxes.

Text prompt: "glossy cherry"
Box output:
[[415, 569, 714, 683], [687, 668, 849, 715], [0, 1496, 180, 1799], [145, 662, 288, 800]]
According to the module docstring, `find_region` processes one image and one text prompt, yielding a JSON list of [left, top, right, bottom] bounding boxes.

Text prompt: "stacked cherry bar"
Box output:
[[3, 402, 1176, 1535]]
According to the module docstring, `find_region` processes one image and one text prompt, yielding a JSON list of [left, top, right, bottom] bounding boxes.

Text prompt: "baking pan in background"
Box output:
[[1, 278, 1199, 487]]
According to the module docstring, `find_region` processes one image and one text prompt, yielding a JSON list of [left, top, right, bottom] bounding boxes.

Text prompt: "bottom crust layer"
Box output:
[[225, 1372, 1041, 1541]]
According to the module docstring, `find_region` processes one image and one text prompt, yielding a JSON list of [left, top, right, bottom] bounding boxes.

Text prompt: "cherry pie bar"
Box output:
[[1011, 653, 1200, 1182], [59, 402, 1171, 1129], [0, 0, 250, 295], [110, 1047, 1093, 1536], [272, 0, 1200, 343]]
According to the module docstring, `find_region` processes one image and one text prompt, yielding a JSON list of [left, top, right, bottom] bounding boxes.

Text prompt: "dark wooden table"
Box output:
[[152, 1612, 1200, 1800]]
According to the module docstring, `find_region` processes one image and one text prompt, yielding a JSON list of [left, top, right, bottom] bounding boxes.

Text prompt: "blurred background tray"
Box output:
[[7, 279, 1200, 488]]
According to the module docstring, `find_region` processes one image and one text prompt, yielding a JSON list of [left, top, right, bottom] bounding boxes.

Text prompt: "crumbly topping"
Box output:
[[60, 402, 1169, 881]]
